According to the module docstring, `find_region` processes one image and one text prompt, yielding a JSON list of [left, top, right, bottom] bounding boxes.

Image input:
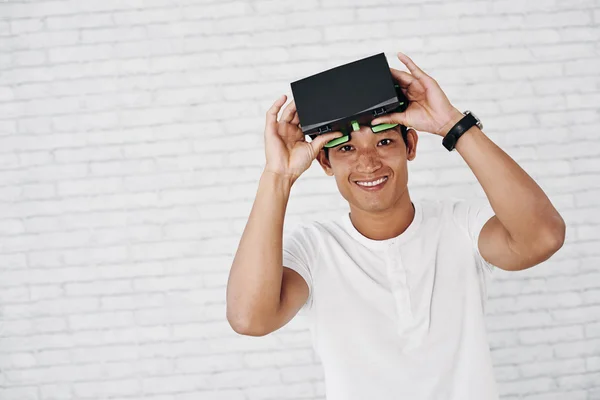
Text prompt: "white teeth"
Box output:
[[356, 176, 387, 187]]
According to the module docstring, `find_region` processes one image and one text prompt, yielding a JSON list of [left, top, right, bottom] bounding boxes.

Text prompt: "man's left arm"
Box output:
[[439, 109, 566, 272], [371, 51, 566, 272]]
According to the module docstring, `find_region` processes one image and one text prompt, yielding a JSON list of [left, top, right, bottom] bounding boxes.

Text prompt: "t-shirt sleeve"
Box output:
[[282, 224, 317, 315], [451, 197, 500, 275]]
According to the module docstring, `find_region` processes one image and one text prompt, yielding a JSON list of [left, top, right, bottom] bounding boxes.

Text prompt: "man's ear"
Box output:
[[406, 128, 418, 161], [316, 150, 334, 176]]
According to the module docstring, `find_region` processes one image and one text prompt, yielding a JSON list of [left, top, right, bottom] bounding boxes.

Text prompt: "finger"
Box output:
[[290, 110, 300, 125], [309, 131, 344, 154], [390, 68, 416, 89], [397, 51, 427, 80], [280, 99, 296, 123], [371, 111, 407, 126], [267, 95, 287, 127]]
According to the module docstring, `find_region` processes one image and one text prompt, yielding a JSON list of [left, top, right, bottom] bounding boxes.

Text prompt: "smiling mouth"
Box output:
[[354, 176, 388, 188]]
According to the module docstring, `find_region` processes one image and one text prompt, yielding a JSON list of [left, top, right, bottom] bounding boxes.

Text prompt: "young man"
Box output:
[[226, 52, 566, 400]]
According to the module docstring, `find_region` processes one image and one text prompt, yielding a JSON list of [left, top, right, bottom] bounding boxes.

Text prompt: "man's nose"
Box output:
[[356, 150, 382, 173]]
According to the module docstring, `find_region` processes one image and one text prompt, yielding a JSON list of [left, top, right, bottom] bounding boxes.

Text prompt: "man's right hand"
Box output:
[[263, 94, 343, 185]]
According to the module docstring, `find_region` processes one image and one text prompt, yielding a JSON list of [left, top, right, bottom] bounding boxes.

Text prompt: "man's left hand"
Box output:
[[371, 51, 463, 137]]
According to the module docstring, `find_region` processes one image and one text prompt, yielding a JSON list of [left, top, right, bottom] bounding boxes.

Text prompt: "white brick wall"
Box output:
[[0, 0, 598, 399]]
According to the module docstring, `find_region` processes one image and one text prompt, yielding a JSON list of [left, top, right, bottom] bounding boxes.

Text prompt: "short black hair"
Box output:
[[323, 125, 409, 161]]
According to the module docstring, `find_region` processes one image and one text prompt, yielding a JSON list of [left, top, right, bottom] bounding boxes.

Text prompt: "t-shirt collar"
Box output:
[[341, 201, 423, 250]]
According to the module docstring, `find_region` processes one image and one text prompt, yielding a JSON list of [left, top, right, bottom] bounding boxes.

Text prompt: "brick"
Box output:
[[57, 176, 125, 196], [525, 10, 592, 28], [554, 338, 600, 358], [494, 365, 520, 381], [36, 349, 71, 366], [556, 372, 600, 390], [72, 379, 141, 398], [0, 386, 38, 400], [522, 390, 587, 400], [0, 219, 25, 235], [10, 18, 44, 35], [141, 375, 208, 394], [64, 280, 133, 296], [0, 85, 14, 101], [13, 50, 46, 67], [80, 26, 146, 44], [182, 390, 245, 400], [493, 345, 554, 366], [68, 310, 135, 330], [519, 325, 584, 344], [207, 368, 282, 389], [37, 384, 73, 399], [0, 253, 27, 269], [175, 353, 244, 373], [49, 44, 114, 64], [498, 62, 563, 80], [492, 0, 557, 13], [587, 355, 600, 370], [246, 382, 314, 400], [488, 330, 519, 349], [281, 364, 324, 383], [565, 57, 600, 75], [519, 358, 586, 379], [499, 377, 556, 396], [46, 13, 114, 30], [9, 31, 79, 51]]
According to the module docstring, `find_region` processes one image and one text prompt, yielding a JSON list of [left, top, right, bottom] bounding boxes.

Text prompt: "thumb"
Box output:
[[310, 131, 345, 154], [371, 112, 406, 126]]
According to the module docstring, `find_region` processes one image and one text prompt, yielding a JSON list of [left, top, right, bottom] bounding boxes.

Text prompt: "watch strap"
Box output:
[[442, 112, 477, 151]]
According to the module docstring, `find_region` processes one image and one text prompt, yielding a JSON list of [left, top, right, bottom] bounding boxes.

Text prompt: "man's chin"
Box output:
[[352, 198, 392, 213]]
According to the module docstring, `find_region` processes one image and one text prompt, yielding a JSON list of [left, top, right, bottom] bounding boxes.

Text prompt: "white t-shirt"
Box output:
[[282, 197, 500, 400]]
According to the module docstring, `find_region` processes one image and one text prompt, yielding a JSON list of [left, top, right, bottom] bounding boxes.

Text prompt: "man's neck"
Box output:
[[348, 197, 415, 241]]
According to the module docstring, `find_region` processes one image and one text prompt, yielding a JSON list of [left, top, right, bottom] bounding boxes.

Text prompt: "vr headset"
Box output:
[[290, 52, 410, 148]]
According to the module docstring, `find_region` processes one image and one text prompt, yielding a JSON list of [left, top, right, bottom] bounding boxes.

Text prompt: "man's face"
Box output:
[[317, 126, 417, 213]]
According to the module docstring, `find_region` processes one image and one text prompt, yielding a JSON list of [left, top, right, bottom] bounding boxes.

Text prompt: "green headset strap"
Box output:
[[371, 123, 398, 133], [324, 135, 350, 148], [323, 120, 400, 148]]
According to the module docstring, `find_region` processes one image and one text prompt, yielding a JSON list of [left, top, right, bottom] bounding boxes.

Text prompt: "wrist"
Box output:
[[261, 168, 296, 190], [436, 108, 464, 137]]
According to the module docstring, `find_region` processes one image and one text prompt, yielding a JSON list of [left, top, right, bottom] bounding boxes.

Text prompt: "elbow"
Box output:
[[536, 218, 566, 261], [226, 309, 269, 337], [545, 216, 566, 252], [549, 229, 565, 253], [229, 319, 268, 337]]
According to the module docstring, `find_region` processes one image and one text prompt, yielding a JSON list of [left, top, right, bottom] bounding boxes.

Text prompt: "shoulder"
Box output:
[[283, 217, 334, 247], [430, 196, 491, 220], [417, 197, 459, 220], [417, 197, 491, 232], [430, 197, 495, 244]]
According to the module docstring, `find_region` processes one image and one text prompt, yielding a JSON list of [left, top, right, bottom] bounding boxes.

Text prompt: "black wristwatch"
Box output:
[[442, 110, 483, 151]]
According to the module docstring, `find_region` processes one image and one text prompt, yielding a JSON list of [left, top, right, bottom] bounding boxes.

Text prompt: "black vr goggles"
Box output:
[[290, 52, 410, 148]]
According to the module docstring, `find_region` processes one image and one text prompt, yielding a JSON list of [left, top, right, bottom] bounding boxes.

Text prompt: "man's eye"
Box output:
[[339, 145, 353, 152], [379, 138, 393, 146]]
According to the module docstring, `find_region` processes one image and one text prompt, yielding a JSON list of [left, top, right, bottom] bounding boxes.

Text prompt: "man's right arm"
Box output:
[[226, 170, 309, 336], [226, 94, 340, 335]]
